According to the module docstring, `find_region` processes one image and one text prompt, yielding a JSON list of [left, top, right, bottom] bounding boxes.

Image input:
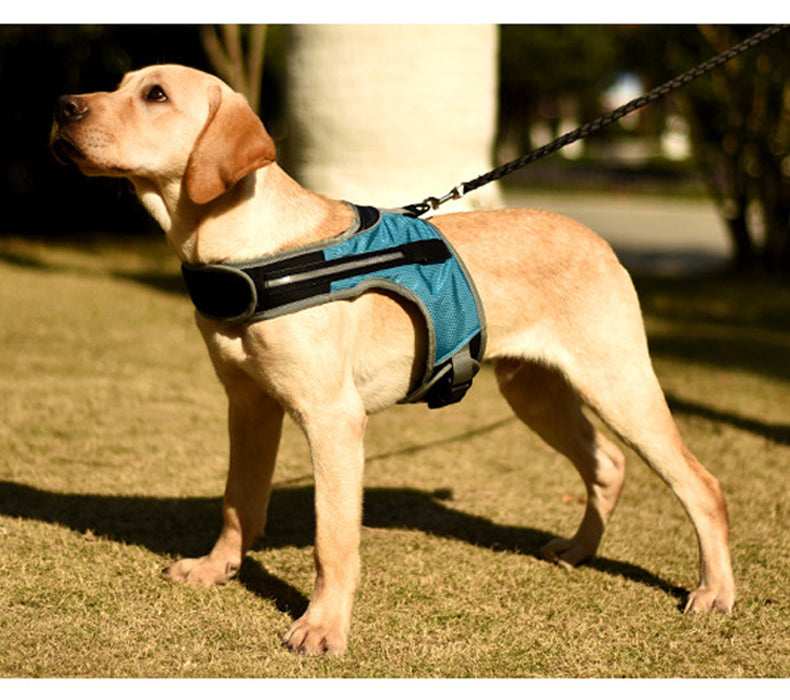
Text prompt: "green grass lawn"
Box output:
[[1, 233, 789, 678]]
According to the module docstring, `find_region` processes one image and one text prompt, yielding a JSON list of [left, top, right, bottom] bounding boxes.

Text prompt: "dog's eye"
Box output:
[[144, 85, 168, 103]]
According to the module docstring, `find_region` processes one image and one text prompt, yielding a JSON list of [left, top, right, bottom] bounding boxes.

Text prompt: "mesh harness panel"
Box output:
[[181, 204, 487, 408]]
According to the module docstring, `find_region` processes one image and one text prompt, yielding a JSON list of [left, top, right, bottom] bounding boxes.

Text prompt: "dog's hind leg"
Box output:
[[536, 271, 735, 613], [574, 354, 735, 613], [495, 358, 627, 566]]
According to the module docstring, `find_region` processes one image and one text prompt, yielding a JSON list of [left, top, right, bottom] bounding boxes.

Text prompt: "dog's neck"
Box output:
[[133, 163, 354, 265]]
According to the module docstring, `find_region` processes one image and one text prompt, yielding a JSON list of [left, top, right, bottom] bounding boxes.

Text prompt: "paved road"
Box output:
[[503, 189, 732, 275]]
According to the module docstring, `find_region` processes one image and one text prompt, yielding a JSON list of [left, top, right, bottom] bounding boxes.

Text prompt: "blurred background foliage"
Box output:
[[1, 24, 788, 271]]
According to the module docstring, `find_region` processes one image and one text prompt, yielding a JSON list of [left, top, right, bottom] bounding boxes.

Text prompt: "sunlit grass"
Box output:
[[1, 234, 789, 677]]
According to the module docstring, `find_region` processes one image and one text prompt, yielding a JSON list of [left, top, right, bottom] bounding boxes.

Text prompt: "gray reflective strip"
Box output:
[[265, 249, 406, 289]]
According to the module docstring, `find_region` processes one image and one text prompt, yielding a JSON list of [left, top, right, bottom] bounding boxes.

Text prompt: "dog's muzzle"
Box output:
[[50, 95, 91, 164]]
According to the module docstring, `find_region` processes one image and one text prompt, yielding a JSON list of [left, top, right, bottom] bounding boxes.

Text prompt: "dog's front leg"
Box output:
[[283, 393, 367, 655], [165, 381, 284, 586]]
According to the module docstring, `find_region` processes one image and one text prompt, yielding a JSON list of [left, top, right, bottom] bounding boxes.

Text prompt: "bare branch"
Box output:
[[199, 24, 267, 113]]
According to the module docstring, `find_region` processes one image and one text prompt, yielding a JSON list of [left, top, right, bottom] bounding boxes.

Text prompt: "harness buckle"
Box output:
[[418, 339, 483, 409]]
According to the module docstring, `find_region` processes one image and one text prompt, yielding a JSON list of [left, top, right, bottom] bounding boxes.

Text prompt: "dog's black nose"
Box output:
[[56, 95, 90, 125]]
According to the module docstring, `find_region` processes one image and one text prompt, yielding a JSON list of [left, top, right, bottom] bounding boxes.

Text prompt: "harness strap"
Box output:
[[181, 237, 451, 323]]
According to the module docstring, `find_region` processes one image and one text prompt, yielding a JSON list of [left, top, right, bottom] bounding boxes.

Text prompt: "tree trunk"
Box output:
[[200, 25, 266, 114], [760, 160, 790, 271], [725, 200, 754, 271], [283, 25, 501, 212]]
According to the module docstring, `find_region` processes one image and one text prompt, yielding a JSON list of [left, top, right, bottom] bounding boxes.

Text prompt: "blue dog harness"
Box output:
[[181, 204, 487, 408]]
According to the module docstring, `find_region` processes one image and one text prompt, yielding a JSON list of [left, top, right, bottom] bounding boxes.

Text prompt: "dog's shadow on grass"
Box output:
[[0, 478, 689, 616]]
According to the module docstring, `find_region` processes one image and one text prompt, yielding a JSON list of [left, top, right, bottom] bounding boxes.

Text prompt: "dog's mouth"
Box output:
[[49, 127, 129, 178], [49, 120, 87, 166], [50, 135, 85, 165]]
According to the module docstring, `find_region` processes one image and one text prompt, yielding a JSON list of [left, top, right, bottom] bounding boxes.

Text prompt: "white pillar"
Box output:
[[285, 24, 502, 212]]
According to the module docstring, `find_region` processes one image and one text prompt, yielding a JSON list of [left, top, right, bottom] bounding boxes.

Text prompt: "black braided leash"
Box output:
[[403, 24, 789, 218]]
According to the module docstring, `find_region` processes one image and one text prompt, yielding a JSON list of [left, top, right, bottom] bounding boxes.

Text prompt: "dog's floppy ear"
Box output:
[[185, 85, 276, 205]]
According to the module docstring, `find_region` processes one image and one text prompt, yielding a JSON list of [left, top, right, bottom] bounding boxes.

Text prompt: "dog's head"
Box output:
[[50, 64, 276, 205]]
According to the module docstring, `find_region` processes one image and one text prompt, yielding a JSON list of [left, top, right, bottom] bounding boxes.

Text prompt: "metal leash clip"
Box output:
[[422, 184, 464, 211]]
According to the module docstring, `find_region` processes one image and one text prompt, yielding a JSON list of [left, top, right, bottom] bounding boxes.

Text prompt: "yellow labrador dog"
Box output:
[[50, 64, 735, 654]]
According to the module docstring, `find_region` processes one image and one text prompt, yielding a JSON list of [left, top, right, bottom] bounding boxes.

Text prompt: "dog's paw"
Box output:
[[163, 556, 239, 587], [539, 536, 596, 569], [282, 615, 348, 656], [684, 585, 735, 614]]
